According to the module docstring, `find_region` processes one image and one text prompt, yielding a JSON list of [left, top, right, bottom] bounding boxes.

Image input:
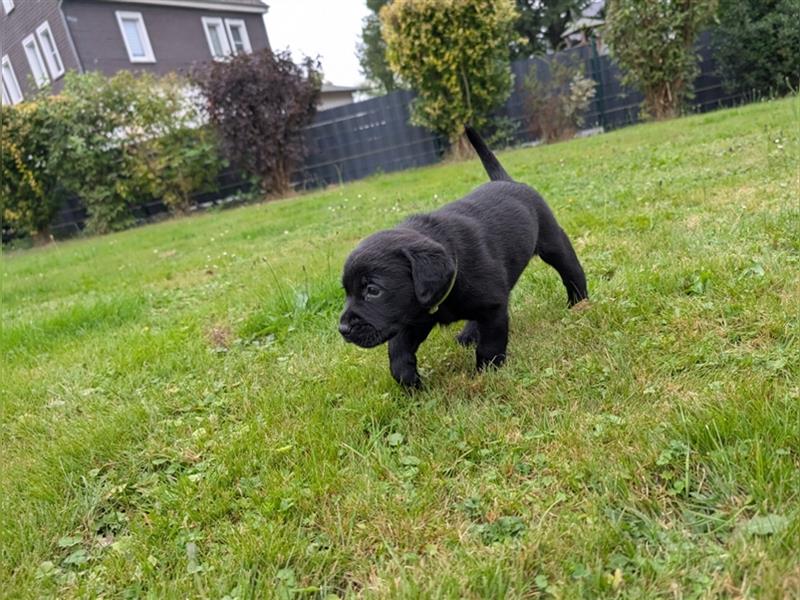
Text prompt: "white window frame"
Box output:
[[22, 35, 50, 88], [35, 21, 65, 80], [115, 11, 156, 63], [1, 55, 23, 104], [202, 17, 231, 60], [2, 0, 14, 16], [224, 19, 251, 55]]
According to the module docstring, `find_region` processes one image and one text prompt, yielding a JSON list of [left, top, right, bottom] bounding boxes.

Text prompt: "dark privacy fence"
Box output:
[[294, 89, 448, 189], [46, 34, 746, 238], [295, 32, 741, 187]]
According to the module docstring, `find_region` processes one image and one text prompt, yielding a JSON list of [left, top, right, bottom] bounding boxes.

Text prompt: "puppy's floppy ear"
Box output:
[[402, 238, 456, 308]]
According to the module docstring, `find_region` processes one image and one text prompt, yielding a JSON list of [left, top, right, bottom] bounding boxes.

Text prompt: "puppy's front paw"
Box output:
[[394, 369, 422, 391]]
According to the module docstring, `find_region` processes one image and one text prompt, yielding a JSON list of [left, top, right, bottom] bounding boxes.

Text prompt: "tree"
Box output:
[[357, 0, 399, 93], [711, 0, 800, 97], [193, 50, 321, 195], [381, 0, 519, 154], [512, 0, 592, 58], [605, 0, 718, 120]]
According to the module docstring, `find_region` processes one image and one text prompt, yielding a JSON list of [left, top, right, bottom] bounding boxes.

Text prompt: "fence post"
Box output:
[[589, 30, 606, 129]]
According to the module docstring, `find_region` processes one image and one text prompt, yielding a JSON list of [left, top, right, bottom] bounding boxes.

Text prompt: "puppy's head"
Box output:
[[339, 229, 455, 348]]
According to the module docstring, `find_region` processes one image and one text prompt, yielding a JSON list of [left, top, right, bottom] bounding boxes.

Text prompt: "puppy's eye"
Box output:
[[364, 284, 381, 298]]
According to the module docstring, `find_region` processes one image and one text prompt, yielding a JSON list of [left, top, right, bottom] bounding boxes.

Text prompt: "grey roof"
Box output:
[[95, 0, 268, 12], [214, 0, 268, 7], [321, 83, 367, 93], [562, 17, 604, 37]]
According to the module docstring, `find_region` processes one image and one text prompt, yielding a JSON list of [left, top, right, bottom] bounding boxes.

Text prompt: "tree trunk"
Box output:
[[448, 132, 474, 161]]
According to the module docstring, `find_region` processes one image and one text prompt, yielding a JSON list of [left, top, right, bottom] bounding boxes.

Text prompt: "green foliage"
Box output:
[[525, 56, 596, 142], [1, 71, 224, 237], [130, 124, 223, 214], [0, 101, 68, 238], [711, 0, 800, 97], [357, 0, 398, 94], [512, 0, 592, 57], [605, 0, 718, 120], [54, 71, 222, 232], [381, 0, 519, 150], [360, 0, 591, 92]]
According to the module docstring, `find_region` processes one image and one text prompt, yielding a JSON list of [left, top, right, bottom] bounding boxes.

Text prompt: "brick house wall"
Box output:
[[1, 0, 82, 98]]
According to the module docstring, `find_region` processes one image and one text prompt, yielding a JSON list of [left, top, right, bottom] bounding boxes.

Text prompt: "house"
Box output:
[[561, 0, 606, 52], [1, 0, 269, 104], [318, 82, 367, 111]]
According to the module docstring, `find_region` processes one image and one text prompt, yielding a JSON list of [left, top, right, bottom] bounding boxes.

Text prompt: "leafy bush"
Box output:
[[605, 0, 718, 120], [381, 0, 519, 154], [1, 101, 68, 239], [711, 0, 800, 97], [55, 71, 223, 232], [2, 71, 224, 237], [193, 50, 321, 196], [130, 121, 223, 214], [525, 57, 596, 142]]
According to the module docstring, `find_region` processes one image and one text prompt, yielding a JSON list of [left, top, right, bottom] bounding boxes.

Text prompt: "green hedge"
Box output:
[[1, 71, 225, 238], [712, 0, 800, 97]]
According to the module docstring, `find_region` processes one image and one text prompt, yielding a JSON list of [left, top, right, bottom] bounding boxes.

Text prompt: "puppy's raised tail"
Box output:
[[464, 125, 512, 182]]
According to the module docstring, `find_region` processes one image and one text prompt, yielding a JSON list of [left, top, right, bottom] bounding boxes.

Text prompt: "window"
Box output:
[[1, 55, 23, 104], [36, 22, 65, 79], [115, 11, 155, 63], [2, 0, 14, 15], [202, 17, 231, 59], [202, 17, 252, 59], [22, 35, 49, 87], [224, 19, 252, 55]]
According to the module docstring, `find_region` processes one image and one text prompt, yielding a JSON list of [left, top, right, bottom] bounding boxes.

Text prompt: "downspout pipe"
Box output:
[[58, 0, 84, 73]]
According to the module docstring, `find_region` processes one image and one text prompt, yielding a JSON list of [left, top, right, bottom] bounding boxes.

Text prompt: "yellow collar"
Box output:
[[428, 262, 458, 314]]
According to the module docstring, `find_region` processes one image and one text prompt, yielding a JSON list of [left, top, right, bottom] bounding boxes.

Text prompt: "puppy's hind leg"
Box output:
[[537, 224, 588, 307], [456, 321, 480, 346]]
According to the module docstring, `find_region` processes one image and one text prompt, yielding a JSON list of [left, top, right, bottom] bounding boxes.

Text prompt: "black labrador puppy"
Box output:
[[339, 126, 587, 388]]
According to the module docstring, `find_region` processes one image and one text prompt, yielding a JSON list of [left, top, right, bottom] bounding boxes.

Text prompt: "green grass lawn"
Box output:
[[2, 97, 799, 598]]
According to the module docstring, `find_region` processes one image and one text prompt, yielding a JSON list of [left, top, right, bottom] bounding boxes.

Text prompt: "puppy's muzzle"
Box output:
[[339, 312, 386, 348]]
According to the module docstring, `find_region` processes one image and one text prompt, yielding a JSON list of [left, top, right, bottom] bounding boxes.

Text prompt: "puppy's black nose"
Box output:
[[338, 322, 352, 336]]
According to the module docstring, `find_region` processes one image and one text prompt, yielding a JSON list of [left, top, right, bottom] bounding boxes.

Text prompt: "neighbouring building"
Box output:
[[318, 82, 367, 111], [1, 0, 269, 104]]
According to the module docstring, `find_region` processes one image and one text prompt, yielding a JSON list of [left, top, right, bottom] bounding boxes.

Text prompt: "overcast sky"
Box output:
[[265, 0, 371, 87]]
